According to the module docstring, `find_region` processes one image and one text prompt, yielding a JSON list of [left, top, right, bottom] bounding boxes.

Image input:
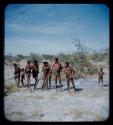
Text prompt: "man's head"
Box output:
[[46, 62, 49, 66], [13, 63, 17, 66], [18, 67, 20, 70], [54, 58, 58, 63], [21, 68, 24, 71], [65, 62, 69, 67], [100, 67, 103, 71], [27, 61, 30, 64], [43, 61, 47, 66], [13, 63, 17, 67], [33, 60, 37, 64]]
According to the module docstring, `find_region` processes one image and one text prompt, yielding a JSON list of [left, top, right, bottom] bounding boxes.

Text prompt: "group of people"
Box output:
[[13, 60, 39, 91], [13, 58, 76, 93], [13, 57, 105, 93]]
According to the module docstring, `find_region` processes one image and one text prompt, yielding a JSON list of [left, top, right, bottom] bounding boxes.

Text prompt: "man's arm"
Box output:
[[71, 67, 75, 78], [50, 63, 54, 73], [63, 66, 66, 74]]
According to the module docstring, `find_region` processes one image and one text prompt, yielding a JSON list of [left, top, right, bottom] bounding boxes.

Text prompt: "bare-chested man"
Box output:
[[25, 61, 32, 92], [32, 60, 39, 91], [13, 63, 20, 87], [47, 62, 52, 88], [50, 58, 63, 92], [42, 61, 51, 90], [64, 62, 76, 93], [20, 68, 25, 87]]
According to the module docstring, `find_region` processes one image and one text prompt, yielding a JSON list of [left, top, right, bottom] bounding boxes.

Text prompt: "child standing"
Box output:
[[98, 67, 105, 86]]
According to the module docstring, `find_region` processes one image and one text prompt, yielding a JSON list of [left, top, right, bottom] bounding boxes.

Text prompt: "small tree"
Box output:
[[72, 37, 97, 78], [15, 54, 25, 62], [28, 53, 42, 63], [42, 54, 54, 60]]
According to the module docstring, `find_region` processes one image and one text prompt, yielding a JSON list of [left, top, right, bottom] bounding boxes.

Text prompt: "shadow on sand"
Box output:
[[56, 85, 63, 88], [36, 85, 83, 92], [36, 85, 63, 90], [64, 87, 83, 92], [103, 84, 109, 87]]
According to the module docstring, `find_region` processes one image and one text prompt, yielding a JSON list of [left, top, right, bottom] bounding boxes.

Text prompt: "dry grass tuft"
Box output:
[[95, 113, 105, 121], [16, 111, 24, 121], [5, 83, 19, 94], [32, 110, 38, 117]]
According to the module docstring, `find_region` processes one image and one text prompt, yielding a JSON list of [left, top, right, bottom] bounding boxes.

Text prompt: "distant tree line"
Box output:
[[5, 47, 109, 79], [5, 36, 109, 79]]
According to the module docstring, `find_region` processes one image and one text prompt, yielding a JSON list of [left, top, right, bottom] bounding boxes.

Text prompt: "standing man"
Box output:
[[25, 61, 32, 92], [13, 63, 20, 87], [42, 61, 51, 90], [20, 68, 25, 87], [64, 62, 76, 93], [47, 62, 52, 88], [50, 58, 63, 92], [32, 60, 39, 91]]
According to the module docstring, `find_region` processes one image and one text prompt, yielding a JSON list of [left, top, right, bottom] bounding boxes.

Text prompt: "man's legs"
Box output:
[[42, 81, 45, 90], [15, 76, 18, 87], [17, 76, 20, 87], [46, 79, 49, 90], [27, 75, 31, 92], [34, 76, 38, 90], [71, 79, 76, 92], [55, 76, 57, 92], [59, 76, 62, 91], [67, 78, 70, 92], [42, 76, 46, 90], [49, 75, 51, 88], [21, 78, 24, 87], [101, 78, 104, 86], [98, 78, 100, 86], [27, 74, 29, 88]]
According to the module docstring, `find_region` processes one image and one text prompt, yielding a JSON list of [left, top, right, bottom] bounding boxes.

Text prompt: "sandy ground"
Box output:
[[4, 64, 109, 121]]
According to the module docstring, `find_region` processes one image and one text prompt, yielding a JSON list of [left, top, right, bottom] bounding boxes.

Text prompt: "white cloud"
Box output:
[[5, 20, 74, 35]]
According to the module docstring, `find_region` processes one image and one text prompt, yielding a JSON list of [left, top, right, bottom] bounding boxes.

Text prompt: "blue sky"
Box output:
[[5, 4, 109, 56]]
